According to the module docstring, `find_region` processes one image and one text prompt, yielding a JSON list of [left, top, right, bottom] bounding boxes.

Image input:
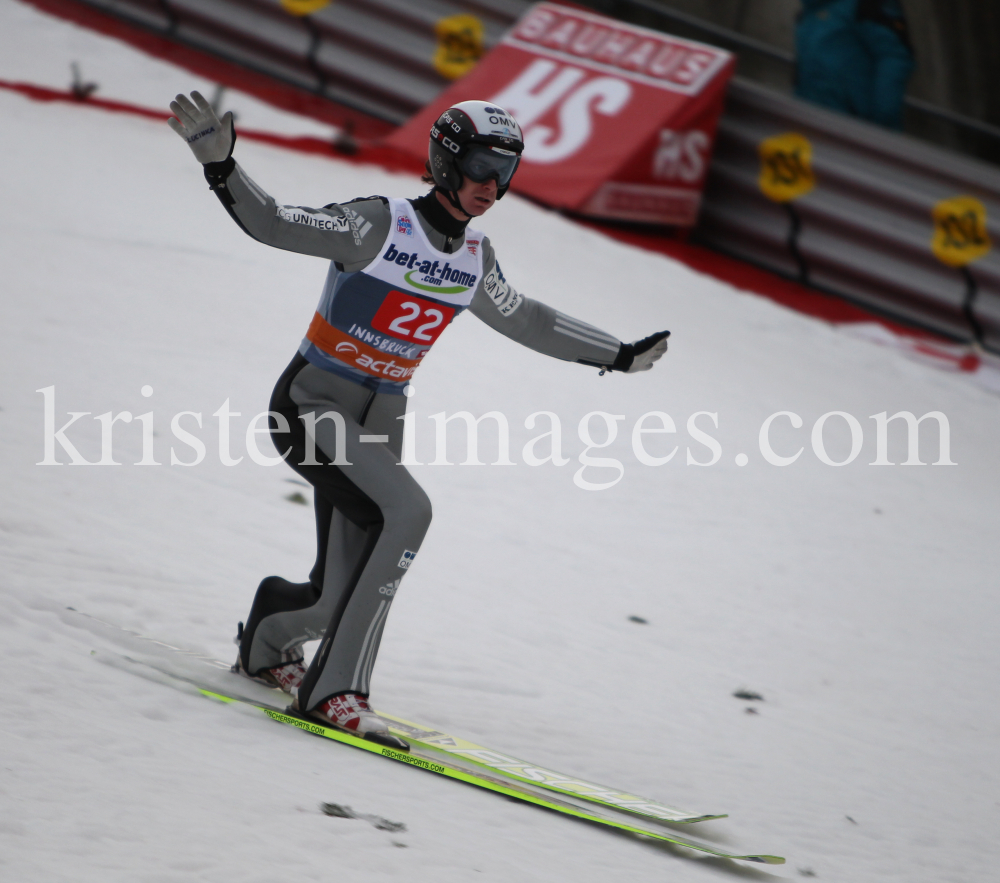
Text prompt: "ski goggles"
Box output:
[[459, 144, 521, 187]]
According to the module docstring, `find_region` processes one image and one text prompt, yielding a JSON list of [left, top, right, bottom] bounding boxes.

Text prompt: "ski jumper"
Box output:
[[204, 157, 625, 712]]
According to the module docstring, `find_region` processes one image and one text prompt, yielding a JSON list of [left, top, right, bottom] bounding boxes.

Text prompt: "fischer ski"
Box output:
[[373, 711, 724, 825], [195, 684, 783, 864], [62, 607, 785, 865]]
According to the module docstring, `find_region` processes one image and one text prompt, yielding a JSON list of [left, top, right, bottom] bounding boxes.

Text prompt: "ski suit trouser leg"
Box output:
[[239, 354, 431, 712]]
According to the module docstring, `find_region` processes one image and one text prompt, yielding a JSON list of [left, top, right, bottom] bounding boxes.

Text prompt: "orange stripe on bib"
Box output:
[[306, 312, 427, 381]]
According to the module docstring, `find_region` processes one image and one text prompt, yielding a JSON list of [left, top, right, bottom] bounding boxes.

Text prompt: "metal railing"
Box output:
[[697, 77, 1000, 352], [68, 0, 528, 123]]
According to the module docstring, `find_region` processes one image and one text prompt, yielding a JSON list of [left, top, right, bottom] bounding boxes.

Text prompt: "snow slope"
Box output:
[[2, 3, 999, 881]]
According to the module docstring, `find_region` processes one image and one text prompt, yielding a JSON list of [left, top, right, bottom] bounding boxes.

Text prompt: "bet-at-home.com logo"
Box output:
[[383, 244, 478, 294]]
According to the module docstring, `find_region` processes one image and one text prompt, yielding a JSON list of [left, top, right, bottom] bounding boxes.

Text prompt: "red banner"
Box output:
[[388, 2, 734, 226]]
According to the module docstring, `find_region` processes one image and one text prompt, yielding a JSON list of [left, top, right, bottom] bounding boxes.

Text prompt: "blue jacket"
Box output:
[[795, 0, 914, 129]]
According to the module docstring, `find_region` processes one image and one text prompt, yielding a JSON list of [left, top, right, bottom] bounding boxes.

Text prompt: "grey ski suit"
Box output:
[[207, 157, 624, 711]]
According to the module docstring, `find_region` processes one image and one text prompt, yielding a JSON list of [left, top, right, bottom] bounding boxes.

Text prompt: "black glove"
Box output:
[[612, 330, 670, 373]]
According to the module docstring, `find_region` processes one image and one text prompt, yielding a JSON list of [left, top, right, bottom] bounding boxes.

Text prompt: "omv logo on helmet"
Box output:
[[480, 106, 520, 139], [447, 101, 523, 144], [383, 243, 478, 294]]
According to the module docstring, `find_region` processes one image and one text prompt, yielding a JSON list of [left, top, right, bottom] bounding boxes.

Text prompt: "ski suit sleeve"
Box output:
[[201, 156, 390, 268], [467, 238, 624, 368]]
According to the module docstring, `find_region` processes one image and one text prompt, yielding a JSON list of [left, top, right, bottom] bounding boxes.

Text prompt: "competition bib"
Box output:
[[300, 198, 484, 394]]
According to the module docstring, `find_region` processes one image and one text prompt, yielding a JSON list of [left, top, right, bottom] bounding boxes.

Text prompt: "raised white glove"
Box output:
[[617, 330, 670, 373], [167, 91, 234, 164]]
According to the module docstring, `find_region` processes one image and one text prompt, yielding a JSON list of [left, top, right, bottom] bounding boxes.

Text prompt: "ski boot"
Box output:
[[231, 621, 306, 698], [301, 691, 408, 750]]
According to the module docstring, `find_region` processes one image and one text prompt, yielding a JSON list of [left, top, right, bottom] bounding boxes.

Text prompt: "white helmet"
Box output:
[[428, 100, 524, 199]]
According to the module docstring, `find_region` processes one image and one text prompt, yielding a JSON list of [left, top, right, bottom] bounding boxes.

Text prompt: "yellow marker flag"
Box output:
[[281, 0, 332, 16], [931, 196, 991, 267], [434, 14, 484, 81], [758, 133, 815, 203]]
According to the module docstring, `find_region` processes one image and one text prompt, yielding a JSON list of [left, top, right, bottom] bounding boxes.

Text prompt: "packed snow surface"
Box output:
[[2, 3, 998, 881]]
